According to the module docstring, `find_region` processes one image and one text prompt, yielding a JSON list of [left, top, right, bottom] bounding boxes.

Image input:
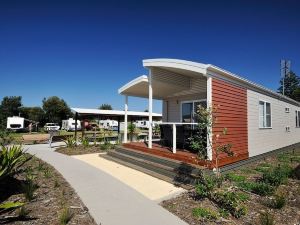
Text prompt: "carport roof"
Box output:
[[71, 108, 162, 117]]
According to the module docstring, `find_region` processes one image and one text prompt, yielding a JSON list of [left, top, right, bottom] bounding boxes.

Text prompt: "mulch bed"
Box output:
[[0, 155, 97, 225], [161, 150, 300, 225], [55, 145, 108, 156]]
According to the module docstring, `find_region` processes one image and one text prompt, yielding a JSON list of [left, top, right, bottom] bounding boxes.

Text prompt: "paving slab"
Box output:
[[26, 143, 188, 225]]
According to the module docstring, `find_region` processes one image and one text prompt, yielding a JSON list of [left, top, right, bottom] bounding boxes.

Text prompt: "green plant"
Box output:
[[0, 130, 14, 146], [64, 137, 76, 148], [54, 179, 60, 188], [225, 172, 246, 183], [238, 181, 274, 196], [0, 145, 32, 181], [192, 207, 219, 220], [128, 122, 136, 141], [18, 206, 29, 218], [255, 163, 272, 173], [195, 175, 220, 198], [218, 208, 230, 218], [81, 137, 89, 148], [59, 206, 73, 225], [267, 193, 286, 209], [36, 161, 45, 171], [262, 164, 293, 186], [0, 201, 24, 212], [194, 105, 234, 177], [22, 177, 38, 201], [212, 191, 247, 218], [43, 167, 52, 178], [259, 211, 274, 225]]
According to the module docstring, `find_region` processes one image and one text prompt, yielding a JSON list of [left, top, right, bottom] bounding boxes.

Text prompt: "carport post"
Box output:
[[124, 95, 128, 143], [75, 112, 78, 143], [148, 72, 153, 149]]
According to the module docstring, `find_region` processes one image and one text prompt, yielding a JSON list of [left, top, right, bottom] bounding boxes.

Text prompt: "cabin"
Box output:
[[118, 58, 300, 168]]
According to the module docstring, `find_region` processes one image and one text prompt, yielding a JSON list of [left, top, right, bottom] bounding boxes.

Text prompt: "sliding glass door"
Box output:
[[181, 100, 206, 123]]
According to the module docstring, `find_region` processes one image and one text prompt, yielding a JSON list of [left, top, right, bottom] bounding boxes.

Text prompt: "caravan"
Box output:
[[61, 118, 81, 131], [99, 119, 118, 131], [7, 116, 26, 131]]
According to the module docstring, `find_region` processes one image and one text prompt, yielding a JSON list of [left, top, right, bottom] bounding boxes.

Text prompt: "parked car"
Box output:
[[44, 123, 60, 131]]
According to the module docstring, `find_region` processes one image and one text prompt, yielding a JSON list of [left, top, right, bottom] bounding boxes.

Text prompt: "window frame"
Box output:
[[259, 100, 272, 129], [296, 110, 300, 128], [180, 99, 206, 123]]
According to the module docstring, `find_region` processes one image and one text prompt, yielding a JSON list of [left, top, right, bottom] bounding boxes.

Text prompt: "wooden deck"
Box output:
[[122, 142, 210, 168]]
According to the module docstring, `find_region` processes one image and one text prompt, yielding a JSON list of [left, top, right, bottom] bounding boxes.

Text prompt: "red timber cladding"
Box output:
[[212, 78, 248, 166]]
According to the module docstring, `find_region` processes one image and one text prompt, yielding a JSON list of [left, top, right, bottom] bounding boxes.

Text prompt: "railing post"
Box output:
[[172, 123, 176, 153]]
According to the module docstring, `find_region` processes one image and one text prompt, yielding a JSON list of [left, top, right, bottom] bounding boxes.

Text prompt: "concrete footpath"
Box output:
[[26, 143, 188, 225]]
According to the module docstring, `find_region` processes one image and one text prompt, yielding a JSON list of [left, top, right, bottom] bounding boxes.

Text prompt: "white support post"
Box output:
[[148, 72, 153, 149], [124, 95, 128, 143], [172, 123, 176, 153], [207, 76, 213, 160]]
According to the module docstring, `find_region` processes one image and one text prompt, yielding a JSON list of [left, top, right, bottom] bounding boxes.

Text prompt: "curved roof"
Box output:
[[142, 58, 300, 106]]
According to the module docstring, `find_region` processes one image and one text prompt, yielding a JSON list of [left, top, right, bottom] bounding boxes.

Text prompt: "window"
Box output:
[[296, 110, 300, 128], [285, 107, 290, 113], [181, 100, 207, 123], [259, 101, 271, 128]]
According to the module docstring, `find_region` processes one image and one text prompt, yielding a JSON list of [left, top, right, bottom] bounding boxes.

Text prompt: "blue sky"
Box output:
[[0, 0, 299, 113]]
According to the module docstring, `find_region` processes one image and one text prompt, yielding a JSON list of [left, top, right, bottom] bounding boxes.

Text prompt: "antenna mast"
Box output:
[[280, 59, 291, 96]]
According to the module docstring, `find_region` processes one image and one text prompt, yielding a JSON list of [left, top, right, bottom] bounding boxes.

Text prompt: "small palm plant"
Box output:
[[128, 122, 136, 141], [81, 137, 89, 148], [63, 137, 76, 148], [0, 145, 32, 181]]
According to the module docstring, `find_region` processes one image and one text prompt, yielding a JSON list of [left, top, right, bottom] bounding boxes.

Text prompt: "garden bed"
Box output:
[[55, 145, 110, 156], [0, 155, 97, 225], [161, 149, 300, 225]]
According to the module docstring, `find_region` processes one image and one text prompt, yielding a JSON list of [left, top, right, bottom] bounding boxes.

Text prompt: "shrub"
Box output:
[[0, 130, 14, 147], [192, 207, 219, 220], [59, 206, 73, 225], [0, 145, 32, 181], [238, 181, 274, 196], [267, 193, 286, 209], [64, 137, 76, 148], [43, 167, 52, 178], [81, 137, 89, 148], [255, 163, 272, 173], [212, 191, 247, 218], [225, 172, 246, 183], [259, 211, 274, 225], [22, 177, 38, 201], [262, 164, 293, 186], [18, 206, 29, 219], [195, 175, 220, 198]]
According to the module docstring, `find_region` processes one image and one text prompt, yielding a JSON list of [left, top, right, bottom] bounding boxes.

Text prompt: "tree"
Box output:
[[20, 107, 45, 125], [99, 104, 113, 110], [0, 96, 22, 129], [278, 71, 300, 99], [292, 88, 300, 102], [42, 96, 72, 124]]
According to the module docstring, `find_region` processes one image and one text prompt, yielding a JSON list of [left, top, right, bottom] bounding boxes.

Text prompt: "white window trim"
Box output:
[[259, 100, 272, 129], [180, 99, 206, 123], [296, 110, 300, 128]]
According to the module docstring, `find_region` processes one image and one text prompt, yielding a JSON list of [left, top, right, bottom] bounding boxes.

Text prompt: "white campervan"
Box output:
[[7, 116, 25, 131], [99, 119, 118, 131], [61, 118, 81, 131]]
